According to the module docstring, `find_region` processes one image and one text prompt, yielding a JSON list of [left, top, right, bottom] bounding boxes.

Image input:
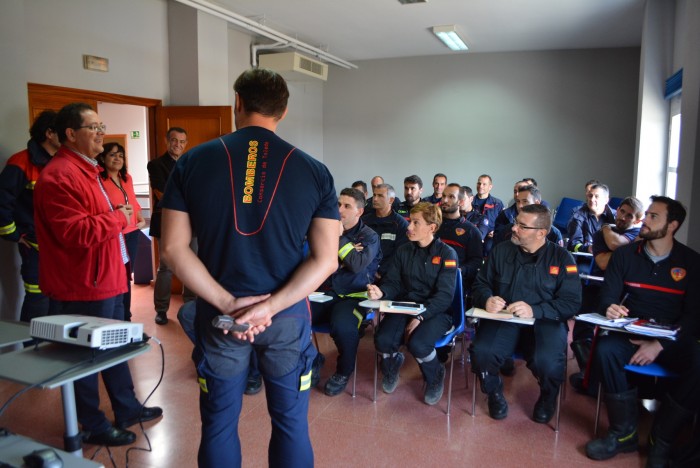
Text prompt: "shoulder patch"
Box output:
[[549, 266, 560, 275], [444, 259, 457, 268], [566, 265, 578, 274], [455, 228, 465, 236], [670, 267, 686, 282], [432, 256, 441, 265]]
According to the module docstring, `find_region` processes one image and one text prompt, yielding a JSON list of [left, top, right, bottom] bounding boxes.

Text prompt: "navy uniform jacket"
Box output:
[[379, 238, 458, 321], [463, 209, 489, 240], [566, 204, 615, 253], [473, 240, 581, 322], [362, 210, 408, 278], [472, 194, 504, 234], [147, 152, 177, 238], [436, 217, 483, 287], [329, 218, 381, 295], [599, 240, 700, 344]]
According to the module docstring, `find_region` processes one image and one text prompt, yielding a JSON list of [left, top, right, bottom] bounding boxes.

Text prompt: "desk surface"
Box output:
[[0, 320, 31, 347], [0, 341, 150, 389], [0, 432, 103, 467]]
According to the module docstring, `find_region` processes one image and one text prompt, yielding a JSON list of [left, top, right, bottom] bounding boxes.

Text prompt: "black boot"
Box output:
[[480, 372, 508, 420], [646, 396, 694, 468], [380, 352, 404, 394], [419, 358, 446, 406], [586, 388, 639, 460], [569, 339, 592, 393]]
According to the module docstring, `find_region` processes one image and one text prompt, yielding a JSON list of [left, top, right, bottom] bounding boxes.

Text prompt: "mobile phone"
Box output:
[[391, 301, 422, 309], [211, 315, 251, 333]]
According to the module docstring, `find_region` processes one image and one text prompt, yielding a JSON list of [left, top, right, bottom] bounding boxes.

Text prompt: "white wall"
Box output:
[[323, 48, 640, 203]]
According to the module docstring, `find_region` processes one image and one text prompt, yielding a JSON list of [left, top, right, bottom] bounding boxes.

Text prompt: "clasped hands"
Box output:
[[485, 296, 533, 318]]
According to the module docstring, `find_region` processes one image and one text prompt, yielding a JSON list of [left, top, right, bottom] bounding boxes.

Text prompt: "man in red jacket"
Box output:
[[34, 103, 162, 447]]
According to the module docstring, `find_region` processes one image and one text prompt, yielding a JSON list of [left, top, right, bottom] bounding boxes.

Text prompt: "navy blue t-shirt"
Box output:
[[162, 126, 338, 301]]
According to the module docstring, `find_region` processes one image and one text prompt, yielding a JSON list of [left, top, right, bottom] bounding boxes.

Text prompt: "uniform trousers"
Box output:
[[311, 294, 365, 376], [374, 312, 452, 360], [470, 319, 567, 396], [195, 301, 316, 468]]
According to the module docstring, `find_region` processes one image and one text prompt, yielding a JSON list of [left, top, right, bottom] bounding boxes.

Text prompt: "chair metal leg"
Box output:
[[594, 382, 602, 436], [471, 370, 477, 416], [446, 343, 455, 416], [352, 357, 357, 398], [373, 352, 379, 402], [554, 383, 562, 433]]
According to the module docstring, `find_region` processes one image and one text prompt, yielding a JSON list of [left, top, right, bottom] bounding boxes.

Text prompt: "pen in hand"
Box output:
[[618, 292, 630, 317]]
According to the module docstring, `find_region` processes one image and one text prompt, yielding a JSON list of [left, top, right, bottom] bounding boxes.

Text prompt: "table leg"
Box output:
[[61, 382, 83, 456]]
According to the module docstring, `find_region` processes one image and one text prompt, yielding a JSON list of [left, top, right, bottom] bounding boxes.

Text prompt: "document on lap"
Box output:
[[379, 300, 426, 315], [467, 307, 536, 325]]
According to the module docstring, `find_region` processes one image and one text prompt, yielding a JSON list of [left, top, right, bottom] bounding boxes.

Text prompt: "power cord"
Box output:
[[88, 336, 165, 468]]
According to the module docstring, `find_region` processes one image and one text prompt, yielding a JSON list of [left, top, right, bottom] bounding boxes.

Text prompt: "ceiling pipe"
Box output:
[[174, 0, 358, 69], [251, 42, 287, 68]]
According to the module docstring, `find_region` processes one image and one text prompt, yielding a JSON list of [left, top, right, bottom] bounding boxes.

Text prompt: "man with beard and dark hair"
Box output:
[[396, 174, 423, 221], [436, 183, 483, 290], [585, 196, 700, 465]]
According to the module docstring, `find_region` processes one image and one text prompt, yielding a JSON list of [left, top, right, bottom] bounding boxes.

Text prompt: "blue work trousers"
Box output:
[[195, 301, 316, 468]]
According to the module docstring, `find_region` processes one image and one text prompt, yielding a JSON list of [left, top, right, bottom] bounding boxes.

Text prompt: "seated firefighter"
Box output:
[[311, 188, 381, 396], [368, 202, 458, 406], [470, 204, 581, 424]]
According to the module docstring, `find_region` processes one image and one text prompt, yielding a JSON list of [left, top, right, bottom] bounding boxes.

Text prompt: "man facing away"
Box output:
[[148, 126, 195, 325], [160, 68, 339, 468], [0, 110, 60, 322], [34, 102, 162, 447]]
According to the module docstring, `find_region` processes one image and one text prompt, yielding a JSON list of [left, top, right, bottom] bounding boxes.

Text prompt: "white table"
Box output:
[[0, 341, 150, 456]]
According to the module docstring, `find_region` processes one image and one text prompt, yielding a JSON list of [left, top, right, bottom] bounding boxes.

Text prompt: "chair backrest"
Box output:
[[553, 197, 584, 232], [450, 269, 465, 331], [624, 363, 679, 378], [608, 197, 624, 210]]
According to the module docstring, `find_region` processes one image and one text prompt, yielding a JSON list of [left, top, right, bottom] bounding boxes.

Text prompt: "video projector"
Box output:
[[30, 315, 144, 350]]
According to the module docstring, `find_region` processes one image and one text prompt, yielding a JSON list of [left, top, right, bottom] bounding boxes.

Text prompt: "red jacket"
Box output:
[[34, 146, 128, 301]]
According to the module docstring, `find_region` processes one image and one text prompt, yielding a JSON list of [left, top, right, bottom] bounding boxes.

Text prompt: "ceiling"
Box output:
[[213, 0, 645, 64]]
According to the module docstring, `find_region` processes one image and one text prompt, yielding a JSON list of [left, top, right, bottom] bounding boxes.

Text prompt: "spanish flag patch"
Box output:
[[549, 266, 559, 275], [444, 259, 457, 268], [566, 265, 578, 274], [432, 256, 441, 265]]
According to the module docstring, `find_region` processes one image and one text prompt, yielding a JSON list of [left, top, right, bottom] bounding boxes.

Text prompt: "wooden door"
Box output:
[[154, 105, 232, 157]]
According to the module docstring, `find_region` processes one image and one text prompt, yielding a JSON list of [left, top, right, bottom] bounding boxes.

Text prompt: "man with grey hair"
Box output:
[[362, 183, 408, 280], [567, 183, 615, 253]]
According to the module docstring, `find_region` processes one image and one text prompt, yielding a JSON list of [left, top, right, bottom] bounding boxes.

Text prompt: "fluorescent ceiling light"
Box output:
[[432, 25, 469, 51]]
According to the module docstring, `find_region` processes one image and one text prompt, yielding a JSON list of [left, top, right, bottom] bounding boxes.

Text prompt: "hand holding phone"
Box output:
[[211, 315, 251, 333]]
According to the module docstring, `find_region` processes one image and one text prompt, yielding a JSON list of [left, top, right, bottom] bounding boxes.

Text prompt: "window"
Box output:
[[665, 96, 681, 198]]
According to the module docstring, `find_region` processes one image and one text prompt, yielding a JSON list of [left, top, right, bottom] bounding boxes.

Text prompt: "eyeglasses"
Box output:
[[77, 124, 107, 133], [514, 223, 544, 230]]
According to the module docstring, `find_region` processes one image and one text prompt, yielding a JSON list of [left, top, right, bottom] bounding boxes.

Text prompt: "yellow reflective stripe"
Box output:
[[198, 377, 208, 393], [573, 244, 583, 253], [618, 429, 637, 443], [300, 370, 312, 391], [338, 242, 354, 261], [24, 282, 42, 294], [353, 308, 363, 329], [0, 222, 16, 236], [340, 291, 368, 299], [25, 240, 39, 251], [25, 181, 36, 190]]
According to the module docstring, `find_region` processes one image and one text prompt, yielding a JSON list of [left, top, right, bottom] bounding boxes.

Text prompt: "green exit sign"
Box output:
[[130, 131, 140, 139]]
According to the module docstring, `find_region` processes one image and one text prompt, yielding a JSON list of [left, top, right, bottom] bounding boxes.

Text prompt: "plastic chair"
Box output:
[[312, 309, 375, 398], [608, 197, 624, 210], [553, 197, 584, 233], [594, 363, 679, 435], [372, 269, 466, 415], [470, 339, 566, 432]]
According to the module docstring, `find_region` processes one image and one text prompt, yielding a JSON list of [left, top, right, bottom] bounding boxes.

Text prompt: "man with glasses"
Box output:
[[470, 204, 581, 424], [148, 126, 195, 325], [34, 102, 162, 447]]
